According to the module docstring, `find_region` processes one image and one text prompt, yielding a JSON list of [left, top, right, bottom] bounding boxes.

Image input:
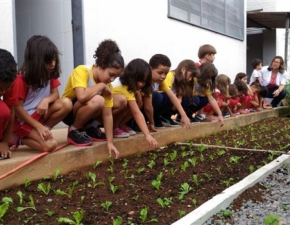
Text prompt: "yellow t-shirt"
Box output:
[[113, 85, 136, 101], [154, 72, 172, 92], [193, 77, 211, 96], [62, 65, 113, 107]]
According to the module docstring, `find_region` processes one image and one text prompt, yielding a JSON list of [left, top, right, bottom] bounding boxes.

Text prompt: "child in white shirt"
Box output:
[[249, 58, 262, 84]]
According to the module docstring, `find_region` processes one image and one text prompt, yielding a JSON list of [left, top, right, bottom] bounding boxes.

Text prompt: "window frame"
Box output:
[[168, 0, 245, 41]]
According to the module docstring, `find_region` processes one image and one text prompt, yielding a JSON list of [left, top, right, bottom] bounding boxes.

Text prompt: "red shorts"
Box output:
[[203, 101, 222, 112], [0, 100, 11, 140], [13, 111, 44, 138]]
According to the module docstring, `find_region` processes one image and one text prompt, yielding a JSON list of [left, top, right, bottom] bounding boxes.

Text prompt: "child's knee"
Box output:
[[42, 139, 58, 152], [88, 95, 105, 110], [61, 97, 73, 112]]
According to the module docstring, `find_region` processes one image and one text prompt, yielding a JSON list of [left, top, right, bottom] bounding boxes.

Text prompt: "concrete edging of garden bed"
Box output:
[[172, 153, 290, 225]]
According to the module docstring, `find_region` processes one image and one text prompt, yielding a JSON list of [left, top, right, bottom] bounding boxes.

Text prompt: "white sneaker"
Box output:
[[120, 125, 137, 136]]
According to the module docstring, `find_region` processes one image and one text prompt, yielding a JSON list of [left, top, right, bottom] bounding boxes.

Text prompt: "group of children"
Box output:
[[0, 36, 273, 160]]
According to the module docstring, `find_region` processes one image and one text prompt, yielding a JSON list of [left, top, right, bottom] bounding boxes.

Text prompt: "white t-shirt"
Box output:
[[249, 69, 261, 84]]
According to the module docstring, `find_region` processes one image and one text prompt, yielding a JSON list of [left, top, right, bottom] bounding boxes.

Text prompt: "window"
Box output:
[[168, 0, 244, 40]]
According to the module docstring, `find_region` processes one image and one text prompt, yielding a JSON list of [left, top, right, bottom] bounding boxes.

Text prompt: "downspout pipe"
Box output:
[[285, 13, 290, 69]]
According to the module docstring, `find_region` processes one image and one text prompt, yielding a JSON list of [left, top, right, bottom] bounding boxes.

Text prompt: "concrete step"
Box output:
[[0, 109, 278, 191]]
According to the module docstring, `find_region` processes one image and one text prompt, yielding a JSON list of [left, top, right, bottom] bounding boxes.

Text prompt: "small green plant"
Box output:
[[108, 157, 115, 165], [37, 182, 51, 195], [0, 197, 13, 221], [163, 158, 170, 166], [178, 210, 186, 218], [136, 167, 145, 174], [196, 144, 206, 153], [218, 209, 233, 218], [178, 183, 192, 200], [45, 209, 54, 217], [139, 207, 158, 223], [131, 195, 139, 201], [150, 152, 158, 160], [86, 172, 104, 188], [229, 156, 240, 164], [169, 150, 177, 161], [249, 165, 255, 173], [93, 160, 102, 169], [191, 198, 197, 206], [24, 178, 31, 187], [192, 174, 200, 186], [222, 177, 234, 187], [58, 210, 85, 225], [101, 201, 112, 211], [113, 216, 123, 225], [16, 194, 36, 212], [16, 191, 24, 205], [122, 159, 128, 169], [109, 177, 122, 194], [147, 160, 156, 169], [53, 168, 61, 181], [181, 161, 189, 171], [151, 172, 163, 191], [170, 168, 178, 175], [188, 156, 197, 167], [216, 149, 226, 156], [264, 213, 280, 225], [156, 197, 172, 208], [215, 166, 221, 174], [55, 180, 78, 198]]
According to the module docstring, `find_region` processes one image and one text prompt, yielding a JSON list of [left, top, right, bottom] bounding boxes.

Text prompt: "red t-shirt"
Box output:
[[2, 81, 18, 106], [15, 74, 60, 101]]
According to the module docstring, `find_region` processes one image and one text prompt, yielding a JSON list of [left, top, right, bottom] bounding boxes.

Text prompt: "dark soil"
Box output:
[[1, 117, 290, 225]]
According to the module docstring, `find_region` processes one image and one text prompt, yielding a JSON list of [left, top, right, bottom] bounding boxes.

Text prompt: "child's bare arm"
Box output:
[[128, 100, 158, 149], [15, 100, 52, 140], [75, 83, 108, 103]]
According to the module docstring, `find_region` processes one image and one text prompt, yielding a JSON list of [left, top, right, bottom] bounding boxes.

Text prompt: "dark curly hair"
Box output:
[[19, 35, 61, 90], [172, 59, 198, 98], [196, 62, 218, 93], [120, 58, 152, 97], [93, 39, 124, 70], [0, 49, 17, 83], [149, 54, 171, 69]]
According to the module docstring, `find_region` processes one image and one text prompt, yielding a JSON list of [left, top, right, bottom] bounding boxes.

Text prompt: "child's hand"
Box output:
[[147, 123, 157, 132], [145, 135, 158, 149], [0, 142, 11, 159], [37, 98, 50, 118], [107, 142, 120, 159], [218, 115, 224, 127], [36, 124, 53, 141], [103, 85, 113, 99], [180, 115, 191, 129]]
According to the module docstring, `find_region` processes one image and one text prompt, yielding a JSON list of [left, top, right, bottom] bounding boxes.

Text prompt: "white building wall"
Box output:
[[0, 0, 17, 58], [83, 0, 246, 82]]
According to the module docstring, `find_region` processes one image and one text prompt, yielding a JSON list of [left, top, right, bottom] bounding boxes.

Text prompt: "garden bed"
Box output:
[[0, 117, 289, 225]]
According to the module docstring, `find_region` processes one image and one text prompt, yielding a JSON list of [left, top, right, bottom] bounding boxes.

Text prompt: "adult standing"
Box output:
[[260, 56, 288, 108]]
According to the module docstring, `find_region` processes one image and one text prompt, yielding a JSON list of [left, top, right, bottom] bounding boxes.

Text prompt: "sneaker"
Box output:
[[126, 119, 141, 133], [113, 128, 130, 138], [67, 129, 93, 147], [175, 114, 200, 124], [86, 126, 106, 142], [154, 117, 165, 129], [195, 114, 212, 122], [222, 112, 230, 118], [120, 124, 137, 136], [160, 115, 179, 127]]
